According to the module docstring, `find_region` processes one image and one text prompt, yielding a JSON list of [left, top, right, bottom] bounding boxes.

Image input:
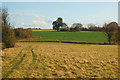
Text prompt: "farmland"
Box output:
[[2, 42, 118, 78], [2, 1, 119, 79], [32, 31, 107, 43]]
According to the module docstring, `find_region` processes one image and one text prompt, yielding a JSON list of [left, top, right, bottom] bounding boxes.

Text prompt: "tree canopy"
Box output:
[[103, 22, 118, 44], [52, 17, 65, 31]]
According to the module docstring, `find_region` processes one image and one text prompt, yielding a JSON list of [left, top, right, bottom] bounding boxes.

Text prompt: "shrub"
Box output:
[[14, 28, 32, 39], [2, 26, 16, 48]]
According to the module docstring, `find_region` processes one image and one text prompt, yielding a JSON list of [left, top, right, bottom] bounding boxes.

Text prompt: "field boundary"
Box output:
[[17, 40, 116, 45]]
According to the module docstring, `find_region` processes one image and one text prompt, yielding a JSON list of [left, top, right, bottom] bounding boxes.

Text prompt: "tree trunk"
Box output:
[[57, 27, 59, 32], [108, 39, 111, 44], [108, 36, 111, 44]]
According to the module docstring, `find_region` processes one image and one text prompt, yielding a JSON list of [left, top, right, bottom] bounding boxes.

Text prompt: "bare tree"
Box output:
[[103, 22, 118, 44]]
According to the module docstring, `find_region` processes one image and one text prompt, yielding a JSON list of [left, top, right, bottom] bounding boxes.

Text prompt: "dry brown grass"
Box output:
[[2, 42, 118, 78]]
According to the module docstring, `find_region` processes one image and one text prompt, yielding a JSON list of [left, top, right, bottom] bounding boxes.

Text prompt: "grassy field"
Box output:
[[32, 31, 107, 43], [2, 42, 118, 78]]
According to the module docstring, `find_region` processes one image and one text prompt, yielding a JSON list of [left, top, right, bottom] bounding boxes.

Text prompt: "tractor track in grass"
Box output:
[[9, 48, 24, 64], [3, 54, 26, 78], [30, 48, 37, 65], [3, 46, 32, 78], [26, 47, 38, 78], [9, 46, 31, 65]]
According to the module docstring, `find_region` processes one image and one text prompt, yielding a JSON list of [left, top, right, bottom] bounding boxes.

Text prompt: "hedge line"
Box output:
[[18, 40, 116, 45]]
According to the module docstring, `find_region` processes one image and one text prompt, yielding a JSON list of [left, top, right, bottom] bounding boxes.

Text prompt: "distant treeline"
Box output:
[[28, 28, 41, 29], [69, 26, 103, 32], [52, 17, 103, 32], [81, 27, 103, 31]]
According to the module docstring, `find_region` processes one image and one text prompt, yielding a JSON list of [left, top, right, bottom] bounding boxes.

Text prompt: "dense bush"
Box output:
[[2, 26, 16, 48], [14, 28, 32, 39]]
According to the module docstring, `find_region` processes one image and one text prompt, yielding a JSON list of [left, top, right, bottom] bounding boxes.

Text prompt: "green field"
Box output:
[[32, 31, 107, 42]]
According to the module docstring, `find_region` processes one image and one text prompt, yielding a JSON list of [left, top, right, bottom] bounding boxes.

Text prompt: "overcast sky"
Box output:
[[3, 2, 118, 29]]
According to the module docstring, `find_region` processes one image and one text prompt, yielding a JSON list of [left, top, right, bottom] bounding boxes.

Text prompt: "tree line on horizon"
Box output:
[[1, 8, 120, 49], [52, 17, 103, 32]]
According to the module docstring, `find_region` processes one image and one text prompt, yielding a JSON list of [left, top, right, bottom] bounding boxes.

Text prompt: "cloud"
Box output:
[[19, 20, 48, 28], [9, 12, 53, 28], [18, 15, 50, 28], [21, 22, 25, 25], [52, 18, 57, 22], [9, 12, 25, 17]]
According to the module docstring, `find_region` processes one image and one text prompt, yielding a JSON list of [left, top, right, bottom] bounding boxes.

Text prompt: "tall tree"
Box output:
[[52, 21, 57, 30], [52, 17, 63, 31], [2, 7, 16, 48], [103, 22, 118, 44]]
